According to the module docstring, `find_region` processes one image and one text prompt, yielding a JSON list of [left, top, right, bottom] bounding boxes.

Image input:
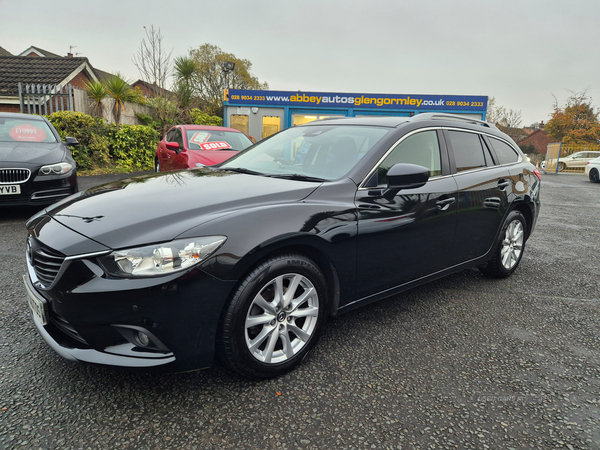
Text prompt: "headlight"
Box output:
[[98, 236, 226, 278], [39, 162, 73, 175]]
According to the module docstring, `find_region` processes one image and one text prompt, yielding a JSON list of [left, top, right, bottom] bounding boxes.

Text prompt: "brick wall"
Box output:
[[0, 104, 21, 113], [68, 71, 92, 90], [520, 130, 559, 155]]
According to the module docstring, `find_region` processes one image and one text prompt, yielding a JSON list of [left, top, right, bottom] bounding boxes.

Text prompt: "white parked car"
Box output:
[[557, 151, 600, 171], [585, 156, 600, 183]]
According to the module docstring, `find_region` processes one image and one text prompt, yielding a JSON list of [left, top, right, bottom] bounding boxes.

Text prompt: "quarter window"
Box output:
[[448, 131, 487, 172], [489, 137, 520, 165], [375, 130, 442, 186]]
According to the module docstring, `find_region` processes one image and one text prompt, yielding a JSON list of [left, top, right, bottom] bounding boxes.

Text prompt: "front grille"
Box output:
[[0, 168, 31, 184], [50, 312, 89, 345], [30, 242, 65, 286]]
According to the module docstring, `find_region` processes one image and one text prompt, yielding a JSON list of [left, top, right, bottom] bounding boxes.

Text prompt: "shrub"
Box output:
[[190, 108, 223, 126], [47, 111, 158, 172], [110, 125, 160, 170]]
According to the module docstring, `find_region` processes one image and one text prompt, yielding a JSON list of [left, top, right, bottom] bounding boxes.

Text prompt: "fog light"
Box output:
[[137, 331, 151, 347]]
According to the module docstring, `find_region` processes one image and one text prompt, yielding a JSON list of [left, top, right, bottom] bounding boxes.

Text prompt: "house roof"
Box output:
[[0, 46, 12, 57], [132, 79, 175, 98], [496, 124, 528, 143], [0, 56, 98, 97], [19, 46, 62, 58]]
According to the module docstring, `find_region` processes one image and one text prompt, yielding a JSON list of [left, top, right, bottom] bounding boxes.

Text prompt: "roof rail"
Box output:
[[412, 113, 496, 129]]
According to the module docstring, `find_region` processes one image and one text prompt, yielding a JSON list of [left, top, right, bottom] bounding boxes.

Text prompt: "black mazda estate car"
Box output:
[[24, 114, 541, 379], [0, 112, 78, 207]]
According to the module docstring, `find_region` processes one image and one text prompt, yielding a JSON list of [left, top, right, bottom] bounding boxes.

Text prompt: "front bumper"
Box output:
[[0, 171, 77, 207], [24, 242, 235, 372]]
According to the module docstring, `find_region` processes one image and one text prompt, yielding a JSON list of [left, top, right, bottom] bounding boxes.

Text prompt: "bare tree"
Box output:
[[486, 96, 522, 128], [132, 25, 173, 91]]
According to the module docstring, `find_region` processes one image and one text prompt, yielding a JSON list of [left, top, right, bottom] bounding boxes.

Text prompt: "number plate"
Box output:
[[23, 275, 48, 325], [0, 185, 21, 195]]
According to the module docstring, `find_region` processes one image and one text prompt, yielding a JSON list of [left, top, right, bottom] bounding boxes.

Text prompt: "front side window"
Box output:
[[449, 131, 487, 172], [0, 117, 57, 143], [374, 130, 442, 186], [166, 129, 178, 143]]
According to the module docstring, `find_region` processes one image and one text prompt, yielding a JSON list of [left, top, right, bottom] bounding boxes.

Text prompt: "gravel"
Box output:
[[1, 172, 599, 449]]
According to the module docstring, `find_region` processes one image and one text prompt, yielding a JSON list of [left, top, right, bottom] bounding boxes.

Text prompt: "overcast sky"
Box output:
[[1, 0, 598, 126]]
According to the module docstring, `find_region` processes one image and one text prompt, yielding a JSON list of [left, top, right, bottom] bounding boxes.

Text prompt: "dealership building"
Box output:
[[223, 89, 488, 141]]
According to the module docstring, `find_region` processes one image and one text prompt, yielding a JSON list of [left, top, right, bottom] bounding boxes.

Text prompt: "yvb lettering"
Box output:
[[0, 186, 19, 194]]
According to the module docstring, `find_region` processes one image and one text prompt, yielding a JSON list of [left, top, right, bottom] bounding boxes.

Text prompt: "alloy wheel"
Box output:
[[500, 219, 524, 270], [244, 273, 319, 364]]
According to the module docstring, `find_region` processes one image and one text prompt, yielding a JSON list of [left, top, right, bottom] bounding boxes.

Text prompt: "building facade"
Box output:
[[224, 89, 488, 141]]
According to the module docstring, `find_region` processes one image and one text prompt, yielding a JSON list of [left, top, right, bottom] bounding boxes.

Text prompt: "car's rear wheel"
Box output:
[[479, 210, 526, 278], [589, 168, 599, 183], [217, 254, 327, 379], [155, 158, 161, 172]]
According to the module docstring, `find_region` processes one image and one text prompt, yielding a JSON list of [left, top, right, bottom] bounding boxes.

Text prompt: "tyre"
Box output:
[[217, 254, 327, 379], [590, 168, 600, 183], [155, 158, 161, 173], [557, 162, 565, 171], [479, 210, 526, 278]]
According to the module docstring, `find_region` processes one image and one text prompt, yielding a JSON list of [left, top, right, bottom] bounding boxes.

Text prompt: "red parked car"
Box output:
[[155, 125, 254, 172]]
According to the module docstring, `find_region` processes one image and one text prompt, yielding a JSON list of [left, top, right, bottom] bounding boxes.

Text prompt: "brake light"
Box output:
[[533, 168, 541, 181]]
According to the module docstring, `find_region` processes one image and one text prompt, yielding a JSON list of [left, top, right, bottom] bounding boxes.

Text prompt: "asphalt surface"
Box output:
[[1, 172, 599, 450]]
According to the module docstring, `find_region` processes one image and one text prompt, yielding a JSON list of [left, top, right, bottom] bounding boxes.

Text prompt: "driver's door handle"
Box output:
[[436, 197, 456, 211]]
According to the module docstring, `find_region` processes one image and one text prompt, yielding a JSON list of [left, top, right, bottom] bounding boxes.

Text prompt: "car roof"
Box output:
[[180, 124, 243, 133], [0, 112, 46, 121], [303, 113, 495, 129], [302, 113, 515, 143]]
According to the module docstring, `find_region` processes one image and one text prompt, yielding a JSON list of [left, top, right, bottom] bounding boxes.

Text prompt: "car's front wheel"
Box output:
[[557, 162, 566, 171], [217, 254, 327, 379], [589, 168, 599, 183], [479, 210, 527, 278]]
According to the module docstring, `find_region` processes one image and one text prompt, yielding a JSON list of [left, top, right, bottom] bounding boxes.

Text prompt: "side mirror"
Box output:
[[387, 163, 430, 190], [165, 141, 181, 152], [64, 137, 79, 146]]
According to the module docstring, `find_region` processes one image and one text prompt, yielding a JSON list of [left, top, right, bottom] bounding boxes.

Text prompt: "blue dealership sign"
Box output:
[[227, 89, 487, 111]]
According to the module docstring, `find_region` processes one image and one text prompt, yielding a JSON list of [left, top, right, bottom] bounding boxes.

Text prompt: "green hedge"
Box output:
[[47, 111, 159, 172]]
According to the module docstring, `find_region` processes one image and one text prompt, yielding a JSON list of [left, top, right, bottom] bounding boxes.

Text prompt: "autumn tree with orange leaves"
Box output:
[[545, 91, 600, 144]]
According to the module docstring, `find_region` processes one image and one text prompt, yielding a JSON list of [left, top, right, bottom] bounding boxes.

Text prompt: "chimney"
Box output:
[[67, 53, 73, 57]]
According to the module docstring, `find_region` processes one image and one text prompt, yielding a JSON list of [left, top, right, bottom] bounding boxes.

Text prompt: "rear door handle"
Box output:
[[498, 179, 511, 189], [436, 197, 456, 211]]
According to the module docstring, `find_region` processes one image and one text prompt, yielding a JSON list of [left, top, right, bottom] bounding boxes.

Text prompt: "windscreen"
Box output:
[[185, 129, 253, 152], [0, 117, 58, 143], [220, 125, 390, 181]]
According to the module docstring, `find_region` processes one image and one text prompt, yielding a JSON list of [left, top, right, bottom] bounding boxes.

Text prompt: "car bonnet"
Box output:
[[44, 169, 320, 250]]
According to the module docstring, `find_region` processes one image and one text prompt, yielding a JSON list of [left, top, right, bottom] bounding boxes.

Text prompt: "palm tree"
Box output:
[[84, 80, 108, 118], [173, 56, 196, 110], [104, 74, 134, 128]]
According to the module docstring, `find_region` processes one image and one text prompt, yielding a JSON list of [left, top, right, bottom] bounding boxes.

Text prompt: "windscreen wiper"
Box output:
[[268, 174, 326, 182], [218, 167, 264, 176]]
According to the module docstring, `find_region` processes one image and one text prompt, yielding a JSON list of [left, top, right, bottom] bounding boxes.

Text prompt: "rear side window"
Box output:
[[489, 137, 520, 165], [448, 131, 488, 172]]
